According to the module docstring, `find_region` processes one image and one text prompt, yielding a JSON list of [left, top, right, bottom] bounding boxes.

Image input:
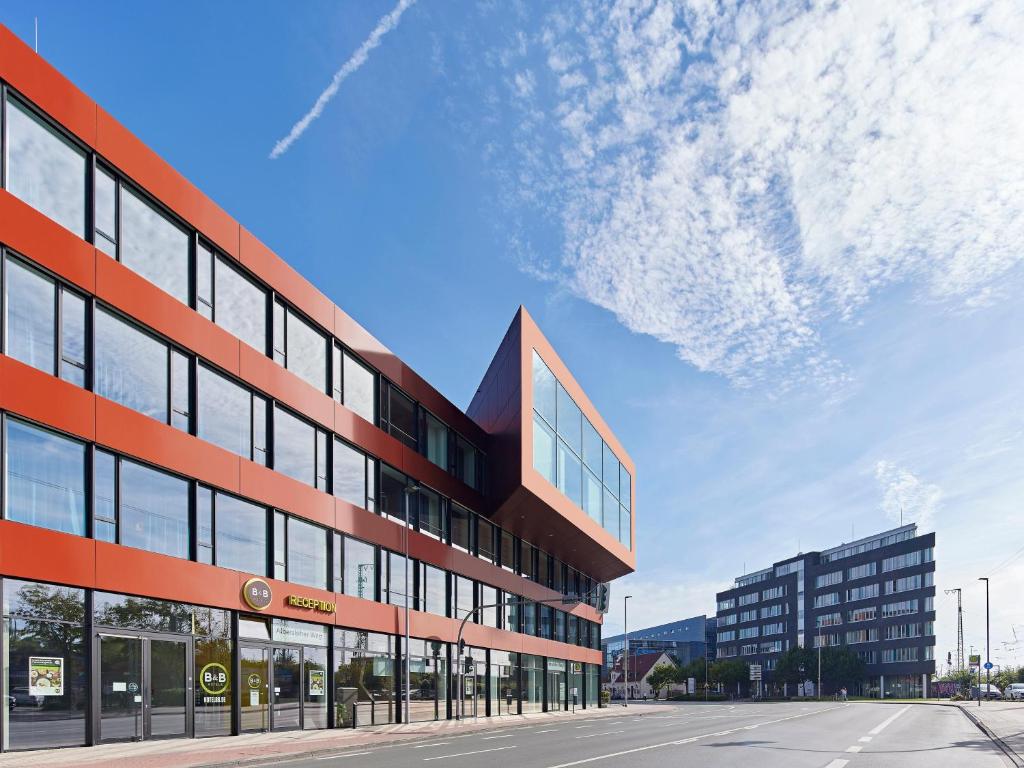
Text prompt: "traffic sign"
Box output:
[[969, 654, 981, 668], [984, 661, 993, 670], [749, 664, 762, 681]]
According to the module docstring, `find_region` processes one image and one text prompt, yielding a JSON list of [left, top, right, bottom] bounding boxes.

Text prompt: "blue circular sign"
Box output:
[[984, 662, 993, 670]]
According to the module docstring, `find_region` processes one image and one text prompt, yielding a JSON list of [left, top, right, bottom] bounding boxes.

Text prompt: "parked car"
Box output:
[[971, 684, 1003, 700], [1005, 683, 1024, 701]]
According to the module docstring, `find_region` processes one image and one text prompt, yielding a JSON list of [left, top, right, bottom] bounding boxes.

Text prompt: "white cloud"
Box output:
[[269, 0, 418, 159], [874, 460, 942, 529], [495, 0, 1024, 386]]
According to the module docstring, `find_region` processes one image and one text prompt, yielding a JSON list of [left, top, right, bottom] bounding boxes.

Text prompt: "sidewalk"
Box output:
[[955, 701, 1024, 767], [0, 704, 665, 768]]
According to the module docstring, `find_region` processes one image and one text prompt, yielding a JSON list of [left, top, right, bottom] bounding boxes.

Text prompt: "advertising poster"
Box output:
[[29, 657, 64, 696], [308, 669, 326, 697]]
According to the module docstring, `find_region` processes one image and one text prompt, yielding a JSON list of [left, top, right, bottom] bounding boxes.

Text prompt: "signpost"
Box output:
[[750, 664, 762, 699], [970, 654, 982, 705]]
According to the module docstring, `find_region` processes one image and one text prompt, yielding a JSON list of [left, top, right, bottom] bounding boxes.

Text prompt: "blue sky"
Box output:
[[6, 1, 1023, 669]]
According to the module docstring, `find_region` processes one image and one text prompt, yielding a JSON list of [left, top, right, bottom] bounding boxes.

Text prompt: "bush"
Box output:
[[667, 693, 728, 702], [600, 690, 611, 705]]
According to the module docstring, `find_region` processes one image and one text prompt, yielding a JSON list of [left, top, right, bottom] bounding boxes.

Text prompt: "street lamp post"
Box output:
[[623, 595, 632, 707], [402, 483, 420, 724], [980, 577, 990, 708]]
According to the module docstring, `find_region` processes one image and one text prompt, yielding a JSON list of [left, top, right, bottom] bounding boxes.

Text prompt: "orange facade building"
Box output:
[[0, 24, 634, 750]]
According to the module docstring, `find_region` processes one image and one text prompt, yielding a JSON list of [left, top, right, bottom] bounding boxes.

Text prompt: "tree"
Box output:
[[711, 659, 749, 691], [820, 647, 865, 695], [773, 647, 814, 689], [647, 663, 679, 699]]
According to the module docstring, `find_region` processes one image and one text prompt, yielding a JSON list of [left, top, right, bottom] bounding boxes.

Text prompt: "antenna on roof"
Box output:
[[34, 18, 38, 53]]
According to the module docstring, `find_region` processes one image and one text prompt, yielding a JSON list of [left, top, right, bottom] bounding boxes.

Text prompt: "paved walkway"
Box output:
[[0, 704, 664, 768], [955, 700, 1024, 766]]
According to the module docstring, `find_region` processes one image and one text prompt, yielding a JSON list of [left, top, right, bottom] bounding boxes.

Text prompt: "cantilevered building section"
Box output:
[[0, 25, 634, 751], [714, 525, 936, 698]]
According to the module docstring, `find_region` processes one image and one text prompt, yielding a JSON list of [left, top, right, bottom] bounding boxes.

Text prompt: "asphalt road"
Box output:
[[262, 702, 1010, 768]]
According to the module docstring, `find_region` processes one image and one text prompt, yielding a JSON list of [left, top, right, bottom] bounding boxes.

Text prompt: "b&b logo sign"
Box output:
[[243, 577, 273, 611]]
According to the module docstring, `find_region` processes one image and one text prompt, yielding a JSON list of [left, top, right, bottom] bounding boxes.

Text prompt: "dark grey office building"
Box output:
[[714, 524, 936, 698]]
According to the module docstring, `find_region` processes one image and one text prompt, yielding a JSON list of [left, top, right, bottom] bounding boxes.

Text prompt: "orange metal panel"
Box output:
[[239, 227, 334, 331], [0, 357, 96, 441], [0, 520, 96, 588], [335, 501, 405, 552], [95, 254, 242, 376], [333, 593, 402, 635], [239, 345, 333, 430], [95, 541, 240, 607], [0, 26, 96, 145], [334, 402, 404, 467], [239, 462, 334, 529], [0, 191, 97, 293], [94, 397, 241, 493], [94, 109, 239, 259]]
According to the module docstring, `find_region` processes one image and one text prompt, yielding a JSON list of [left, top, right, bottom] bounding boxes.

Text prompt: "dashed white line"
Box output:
[[575, 724, 595, 729], [858, 736, 872, 743], [423, 746, 517, 761], [411, 742, 450, 749], [824, 761, 849, 768], [481, 734, 514, 740], [535, 729, 559, 733], [575, 730, 625, 739], [846, 745, 863, 753], [868, 705, 911, 736]]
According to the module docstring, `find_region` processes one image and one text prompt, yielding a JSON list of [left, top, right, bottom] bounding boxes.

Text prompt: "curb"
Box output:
[[956, 706, 1024, 768]]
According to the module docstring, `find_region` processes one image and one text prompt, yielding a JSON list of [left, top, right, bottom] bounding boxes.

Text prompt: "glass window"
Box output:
[[273, 406, 315, 486], [215, 493, 267, 574], [196, 242, 214, 319], [252, 394, 268, 466], [273, 512, 286, 579], [383, 384, 416, 449], [480, 585, 497, 628], [119, 459, 189, 558], [603, 442, 619, 498], [214, 256, 266, 351], [504, 593, 520, 632], [4, 418, 86, 536], [316, 429, 328, 491], [556, 383, 582, 455], [272, 300, 286, 365], [279, 304, 327, 391], [198, 366, 252, 458], [620, 464, 631, 509], [95, 308, 168, 422], [476, 517, 495, 563], [5, 256, 55, 374], [5, 96, 86, 237], [197, 486, 213, 564], [287, 517, 327, 589], [60, 288, 87, 386], [557, 439, 583, 507], [344, 537, 377, 600], [120, 185, 189, 303], [387, 551, 408, 607], [532, 413, 556, 485], [450, 504, 471, 552], [422, 412, 448, 470], [94, 450, 117, 543], [342, 351, 376, 423], [522, 601, 537, 636], [603, 487, 618, 538], [539, 605, 552, 639], [619, 504, 631, 549], [171, 350, 191, 432], [94, 165, 118, 256], [420, 563, 446, 616], [455, 576, 475, 621], [582, 418, 602, 475], [417, 488, 444, 539], [454, 435, 480, 490], [501, 530, 516, 572], [583, 467, 602, 524], [379, 465, 409, 524], [532, 350, 556, 427], [333, 439, 368, 509]]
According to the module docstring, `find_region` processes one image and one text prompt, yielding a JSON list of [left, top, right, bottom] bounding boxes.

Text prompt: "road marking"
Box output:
[[576, 730, 625, 739], [543, 705, 847, 768], [576, 724, 595, 728], [535, 729, 559, 733], [743, 724, 759, 730], [315, 752, 374, 760], [868, 705, 911, 736], [858, 736, 872, 743], [423, 746, 517, 761], [846, 745, 862, 753], [481, 734, 514, 739], [824, 761, 848, 768], [412, 743, 450, 748]]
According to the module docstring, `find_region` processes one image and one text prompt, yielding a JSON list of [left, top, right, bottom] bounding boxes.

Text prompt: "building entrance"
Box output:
[[97, 633, 190, 742]]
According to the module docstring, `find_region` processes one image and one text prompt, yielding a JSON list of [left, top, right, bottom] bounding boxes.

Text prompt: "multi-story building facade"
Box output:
[[0, 26, 635, 752], [715, 525, 935, 698], [602, 615, 714, 672]]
